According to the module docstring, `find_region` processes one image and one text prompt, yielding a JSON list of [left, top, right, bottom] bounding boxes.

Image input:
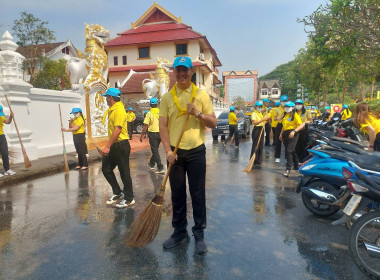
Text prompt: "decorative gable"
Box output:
[[131, 2, 181, 28], [261, 82, 268, 89]]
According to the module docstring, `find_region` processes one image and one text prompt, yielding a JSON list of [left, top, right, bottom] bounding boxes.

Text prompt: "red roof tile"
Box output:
[[109, 61, 210, 73]]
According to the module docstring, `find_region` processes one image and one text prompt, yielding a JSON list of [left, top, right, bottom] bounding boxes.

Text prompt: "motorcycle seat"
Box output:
[[325, 151, 380, 173]]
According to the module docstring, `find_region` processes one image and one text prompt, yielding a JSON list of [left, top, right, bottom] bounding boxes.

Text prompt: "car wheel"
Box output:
[[135, 123, 144, 134]]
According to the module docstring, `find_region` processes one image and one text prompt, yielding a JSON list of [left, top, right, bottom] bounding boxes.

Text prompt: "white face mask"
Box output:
[[281, 101, 287, 106], [285, 107, 293, 113], [295, 105, 303, 110], [74, 113, 80, 118], [256, 107, 263, 112]]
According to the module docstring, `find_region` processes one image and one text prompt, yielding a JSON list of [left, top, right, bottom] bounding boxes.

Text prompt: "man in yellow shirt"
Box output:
[[159, 56, 216, 254], [126, 107, 136, 140], [140, 97, 164, 174], [262, 98, 272, 146], [224, 106, 241, 148], [274, 95, 288, 163], [101, 88, 134, 208], [0, 105, 15, 177]]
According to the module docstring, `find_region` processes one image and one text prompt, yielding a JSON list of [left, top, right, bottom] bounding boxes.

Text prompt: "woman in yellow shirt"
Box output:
[[341, 104, 352, 121], [294, 99, 312, 163], [250, 101, 270, 166], [279, 101, 304, 177], [354, 103, 380, 151], [0, 105, 15, 177], [61, 107, 88, 170]]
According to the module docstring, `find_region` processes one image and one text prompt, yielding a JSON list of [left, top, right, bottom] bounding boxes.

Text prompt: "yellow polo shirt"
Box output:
[[0, 116, 5, 135], [144, 108, 160, 132], [251, 111, 264, 127], [72, 116, 85, 134], [228, 112, 238, 125], [160, 84, 213, 150], [126, 111, 136, 123], [274, 106, 285, 124], [107, 101, 129, 141], [360, 114, 380, 135], [341, 109, 352, 120], [270, 108, 278, 128], [298, 109, 312, 123], [282, 112, 302, 131]]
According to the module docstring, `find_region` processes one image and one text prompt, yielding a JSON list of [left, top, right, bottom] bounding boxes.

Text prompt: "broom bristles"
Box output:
[[126, 200, 163, 247]]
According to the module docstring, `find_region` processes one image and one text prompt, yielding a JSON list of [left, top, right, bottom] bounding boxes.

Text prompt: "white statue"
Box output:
[[142, 57, 171, 99]]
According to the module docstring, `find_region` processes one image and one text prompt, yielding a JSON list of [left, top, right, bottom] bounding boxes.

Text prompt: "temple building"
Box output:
[[105, 2, 222, 101]]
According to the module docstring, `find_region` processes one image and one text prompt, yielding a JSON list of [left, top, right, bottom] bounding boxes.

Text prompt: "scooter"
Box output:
[[334, 118, 363, 142], [296, 144, 377, 217]]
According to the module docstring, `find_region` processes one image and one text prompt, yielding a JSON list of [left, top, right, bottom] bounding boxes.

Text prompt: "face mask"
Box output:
[[281, 101, 287, 106], [256, 107, 263, 112], [285, 107, 293, 113], [74, 113, 80, 118], [295, 105, 303, 110]]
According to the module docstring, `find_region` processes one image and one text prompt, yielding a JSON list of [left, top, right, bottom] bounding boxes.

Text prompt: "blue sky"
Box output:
[[0, 0, 326, 76]]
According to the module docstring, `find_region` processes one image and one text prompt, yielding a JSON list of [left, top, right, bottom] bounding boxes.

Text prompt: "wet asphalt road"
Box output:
[[0, 134, 371, 280]]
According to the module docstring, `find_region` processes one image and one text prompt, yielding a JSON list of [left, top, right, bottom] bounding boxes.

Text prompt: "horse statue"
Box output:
[[142, 57, 171, 99], [65, 23, 110, 137]]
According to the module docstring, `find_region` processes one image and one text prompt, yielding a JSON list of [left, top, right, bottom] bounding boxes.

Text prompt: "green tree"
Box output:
[[33, 59, 71, 90], [12, 11, 55, 82], [232, 96, 246, 112]]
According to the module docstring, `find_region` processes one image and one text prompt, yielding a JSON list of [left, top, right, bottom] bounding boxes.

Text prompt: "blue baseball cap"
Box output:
[[295, 99, 303, 104], [0, 105, 4, 117], [128, 107, 133, 111], [342, 104, 348, 109], [280, 95, 289, 102], [70, 107, 82, 114], [275, 101, 281, 107], [144, 110, 149, 114], [255, 101, 263, 107], [230, 106, 235, 111], [324, 106, 330, 110], [150, 97, 158, 105], [173, 56, 193, 69], [285, 101, 295, 107], [102, 87, 121, 97], [263, 98, 269, 103]]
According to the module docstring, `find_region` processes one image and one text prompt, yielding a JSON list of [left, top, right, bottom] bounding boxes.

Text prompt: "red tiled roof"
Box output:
[[17, 42, 64, 58], [120, 71, 176, 94], [109, 61, 210, 73], [107, 23, 201, 47]]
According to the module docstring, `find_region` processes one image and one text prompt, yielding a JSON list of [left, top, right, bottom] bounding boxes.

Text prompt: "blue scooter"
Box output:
[[296, 140, 376, 217]]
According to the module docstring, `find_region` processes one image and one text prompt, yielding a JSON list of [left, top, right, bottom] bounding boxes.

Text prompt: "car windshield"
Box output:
[[218, 112, 244, 120]]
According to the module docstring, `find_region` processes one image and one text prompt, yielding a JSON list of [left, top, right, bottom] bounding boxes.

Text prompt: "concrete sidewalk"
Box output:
[[0, 136, 150, 187]]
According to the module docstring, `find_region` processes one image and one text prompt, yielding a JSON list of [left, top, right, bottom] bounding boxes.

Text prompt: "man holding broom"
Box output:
[[101, 88, 135, 208], [159, 56, 216, 254], [0, 105, 15, 177]]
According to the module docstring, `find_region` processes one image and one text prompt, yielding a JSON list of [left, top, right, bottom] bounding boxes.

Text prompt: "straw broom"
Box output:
[[87, 136, 103, 156], [243, 125, 264, 173], [126, 97, 195, 248], [4, 95, 32, 168]]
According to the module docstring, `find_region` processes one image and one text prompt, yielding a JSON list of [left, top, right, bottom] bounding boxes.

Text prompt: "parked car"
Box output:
[[212, 111, 251, 140], [133, 112, 145, 134]]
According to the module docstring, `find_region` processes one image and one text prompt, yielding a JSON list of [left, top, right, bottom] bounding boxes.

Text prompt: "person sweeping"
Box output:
[[250, 101, 270, 167], [159, 56, 216, 254], [0, 105, 15, 177], [61, 107, 88, 171]]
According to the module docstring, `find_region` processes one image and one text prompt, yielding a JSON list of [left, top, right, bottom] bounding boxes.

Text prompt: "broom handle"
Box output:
[[158, 97, 196, 196], [245, 125, 265, 170], [58, 104, 70, 173], [88, 136, 103, 156], [4, 95, 26, 153]]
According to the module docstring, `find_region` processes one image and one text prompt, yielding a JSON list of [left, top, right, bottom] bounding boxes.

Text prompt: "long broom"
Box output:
[[126, 97, 195, 248], [58, 104, 70, 174], [4, 95, 32, 168], [243, 125, 265, 173], [87, 136, 103, 156]]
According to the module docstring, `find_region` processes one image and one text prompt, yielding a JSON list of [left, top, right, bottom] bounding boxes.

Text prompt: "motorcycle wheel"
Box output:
[[348, 210, 380, 279], [301, 180, 340, 217]]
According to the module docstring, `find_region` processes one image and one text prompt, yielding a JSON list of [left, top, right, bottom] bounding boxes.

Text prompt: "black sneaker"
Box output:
[[106, 192, 124, 205], [195, 239, 208, 254], [163, 234, 190, 249]]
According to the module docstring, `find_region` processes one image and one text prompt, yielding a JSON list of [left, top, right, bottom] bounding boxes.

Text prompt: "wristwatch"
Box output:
[[196, 112, 203, 118]]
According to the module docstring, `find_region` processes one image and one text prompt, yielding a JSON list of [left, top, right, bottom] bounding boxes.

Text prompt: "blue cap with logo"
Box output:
[[275, 101, 281, 107], [295, 99, 303, 104], [102, 87, 121, 97], [263, 98, 269, 103], [255, 101, 263, 107], [70, 107, 82, 114], [173, 56, 193, 69], [150, 97, 158, 105], [285, 101, 295, 107], [280, 95, 289, 102], [0, 105, 5, 117], [342, 104, 348, 109], [230, 106, 235, 111]]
